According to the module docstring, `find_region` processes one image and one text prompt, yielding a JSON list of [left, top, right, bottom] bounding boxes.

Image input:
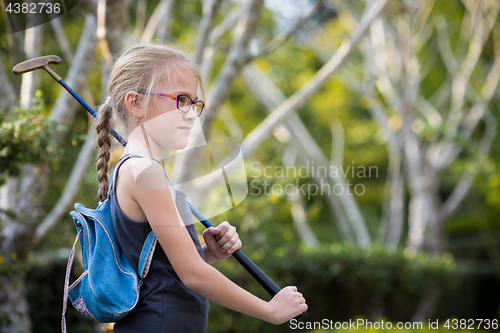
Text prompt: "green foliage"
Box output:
[[25, 256, 95, 333], [0, 92, 63, 186], [0, 251, 27, 330], [207, 244, 459, 333], [0, 1, 497, 331], [0, 251, 26, 280]]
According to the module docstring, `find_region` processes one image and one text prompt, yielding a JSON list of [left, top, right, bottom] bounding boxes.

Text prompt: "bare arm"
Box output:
[[128, 161, 307, 324]]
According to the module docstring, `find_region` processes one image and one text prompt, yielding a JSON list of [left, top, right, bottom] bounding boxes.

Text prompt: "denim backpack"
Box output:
[[61, 152, 174, 332]]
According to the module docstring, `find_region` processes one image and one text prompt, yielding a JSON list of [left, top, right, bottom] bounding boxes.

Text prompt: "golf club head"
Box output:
[[13, 55, 62, 81], [13, 55, 61, 75]]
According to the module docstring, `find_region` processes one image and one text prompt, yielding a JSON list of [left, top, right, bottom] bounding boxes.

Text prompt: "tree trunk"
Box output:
[[0, 269, 31, 333], [0, 162, 48, 333], [0, 10, 98, 333], [174, 0, 264, 187]]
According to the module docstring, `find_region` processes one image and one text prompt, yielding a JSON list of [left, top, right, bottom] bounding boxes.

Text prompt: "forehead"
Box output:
[[161, 70, 199, 93]]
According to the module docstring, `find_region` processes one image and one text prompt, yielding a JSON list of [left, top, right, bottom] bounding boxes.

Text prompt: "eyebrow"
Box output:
[[172, 91, 198, 100]]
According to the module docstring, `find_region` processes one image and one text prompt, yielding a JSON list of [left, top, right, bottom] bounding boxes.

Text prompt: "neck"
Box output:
[[124, 124, 164, 161]]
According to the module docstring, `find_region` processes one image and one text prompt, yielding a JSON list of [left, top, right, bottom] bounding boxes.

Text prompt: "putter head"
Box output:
[[13, 55, 62, 82], [13, 55, 61, 75]]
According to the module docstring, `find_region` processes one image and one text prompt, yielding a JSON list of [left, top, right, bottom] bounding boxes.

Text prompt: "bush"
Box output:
[[25, 244, 461, 333], [207, 243, 459, 333], [26, 255, 94, 333], [0, 93, 63, 186]]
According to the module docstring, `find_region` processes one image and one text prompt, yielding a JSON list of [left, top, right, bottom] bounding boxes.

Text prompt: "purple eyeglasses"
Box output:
[[136, 91, 204, 117]]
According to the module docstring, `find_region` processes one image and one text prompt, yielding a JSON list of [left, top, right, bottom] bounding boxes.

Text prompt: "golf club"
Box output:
[[13, 55, 307, 321], [13, 55, 128, 147]]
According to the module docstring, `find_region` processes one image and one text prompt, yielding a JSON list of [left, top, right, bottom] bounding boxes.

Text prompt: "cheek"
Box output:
[[143, 113, 188, 149]]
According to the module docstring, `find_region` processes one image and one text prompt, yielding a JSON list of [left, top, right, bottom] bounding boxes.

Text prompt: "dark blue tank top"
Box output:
[[110, 160, 209, 332]]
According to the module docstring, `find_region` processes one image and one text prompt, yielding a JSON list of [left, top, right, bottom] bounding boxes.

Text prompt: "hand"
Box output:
[[203, 221, 242, 261], [267, 286, 308, 325]]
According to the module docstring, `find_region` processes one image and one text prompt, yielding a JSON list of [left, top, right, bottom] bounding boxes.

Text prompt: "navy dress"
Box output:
[[110, 158, 209, 332]]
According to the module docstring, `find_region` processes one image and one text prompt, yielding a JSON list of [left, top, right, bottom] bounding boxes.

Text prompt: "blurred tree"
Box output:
[[0, 0, 386, 331], [0, 4, 98, 332], [334, 0, 499, 319], [1, 0, 498, 331]]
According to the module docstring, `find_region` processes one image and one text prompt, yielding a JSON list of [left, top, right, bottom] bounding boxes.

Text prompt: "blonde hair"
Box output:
[[95, 43, 204, 202]]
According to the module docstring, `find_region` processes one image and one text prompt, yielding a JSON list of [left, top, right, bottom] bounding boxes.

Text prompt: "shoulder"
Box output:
[[118, 157, 169, 191], [117, 158, 177, 219]]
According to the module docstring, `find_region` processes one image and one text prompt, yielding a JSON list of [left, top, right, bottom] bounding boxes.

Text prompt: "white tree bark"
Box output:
[[0, 6, 98, 332], [140, 0, 175, 44], [33, 122, 98, 246], [343, 0, 499, 255], [49, 14, 99, 125], [190, 0, 389, 247], [174, 0, 264, 191], [97, 0, 129, 65], [194, 0, 223, 64], [283, 146, 320, 248], [237, 0, 389, 158], [19, 24, 42, 110], [242, 65, 362, 244], [0, 161, 48, 333], [199, 1, 251, 82]]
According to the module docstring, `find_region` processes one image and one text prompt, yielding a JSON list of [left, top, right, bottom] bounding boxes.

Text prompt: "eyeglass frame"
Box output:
[[136, 91, 205, 117]]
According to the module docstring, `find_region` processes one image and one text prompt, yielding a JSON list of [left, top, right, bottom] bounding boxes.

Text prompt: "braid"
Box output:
[[96, 103, 113, 202]]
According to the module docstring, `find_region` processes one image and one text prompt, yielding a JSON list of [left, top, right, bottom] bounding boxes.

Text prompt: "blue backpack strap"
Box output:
[[138, 231, 157, 284], [110, 151, 176, 279]]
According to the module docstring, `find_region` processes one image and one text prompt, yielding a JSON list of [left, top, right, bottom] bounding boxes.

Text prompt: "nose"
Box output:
[[183, 106, 196, 120]]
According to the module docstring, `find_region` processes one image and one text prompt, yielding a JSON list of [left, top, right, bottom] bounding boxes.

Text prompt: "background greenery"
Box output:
[[1, 0, 499, 332]]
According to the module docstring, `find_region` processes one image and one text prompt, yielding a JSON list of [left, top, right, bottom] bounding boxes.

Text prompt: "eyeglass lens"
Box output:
[[177, 95, 204, 116]]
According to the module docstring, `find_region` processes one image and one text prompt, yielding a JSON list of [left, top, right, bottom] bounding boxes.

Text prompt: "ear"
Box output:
[[123, 91, 145, 118]]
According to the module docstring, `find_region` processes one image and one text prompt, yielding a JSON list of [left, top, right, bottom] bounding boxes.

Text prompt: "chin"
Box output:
[[169, 140, 189, 151]]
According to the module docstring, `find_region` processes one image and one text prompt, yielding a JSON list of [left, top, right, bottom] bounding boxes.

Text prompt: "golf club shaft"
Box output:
[[188, 203, 281, 295], [13, 58, 307, 321], [58, 80, 128, 147], [188, 203, 307, 320]]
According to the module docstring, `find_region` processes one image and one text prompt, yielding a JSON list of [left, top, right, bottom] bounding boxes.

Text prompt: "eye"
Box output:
[[178, 95, 191, 107]]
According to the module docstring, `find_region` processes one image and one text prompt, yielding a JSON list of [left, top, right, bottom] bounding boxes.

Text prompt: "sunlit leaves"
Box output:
[[0, 94, 64, 186]]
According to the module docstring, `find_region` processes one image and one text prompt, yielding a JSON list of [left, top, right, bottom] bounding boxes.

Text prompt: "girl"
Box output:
[[95, 43, 307, 332]]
